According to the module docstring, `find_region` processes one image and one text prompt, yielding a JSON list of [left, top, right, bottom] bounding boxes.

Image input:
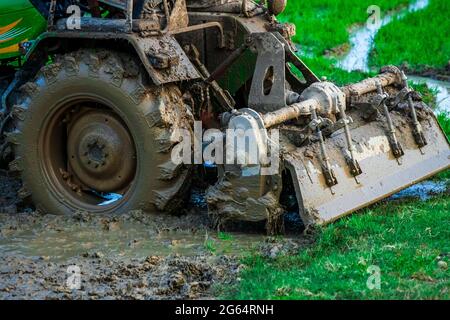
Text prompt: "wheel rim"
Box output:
[[40, 97, 137, 211]]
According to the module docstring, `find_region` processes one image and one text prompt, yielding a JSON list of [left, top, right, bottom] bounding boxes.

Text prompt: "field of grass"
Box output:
[[371, 0, 450, 71], [279, 0, 412, 57], [223, 197, 449, 300], [280, 0, 449, 83], [278, 0, 425, 86], [220, 0, 450, 300], [278, 0, 419, 86]]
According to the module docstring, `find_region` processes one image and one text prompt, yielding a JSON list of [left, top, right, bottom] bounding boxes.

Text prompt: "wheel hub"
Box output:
[[67, 110, 136, 193]]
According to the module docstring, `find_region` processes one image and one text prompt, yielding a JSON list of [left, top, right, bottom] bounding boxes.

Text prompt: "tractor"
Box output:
[[0, 0, 448, 233]]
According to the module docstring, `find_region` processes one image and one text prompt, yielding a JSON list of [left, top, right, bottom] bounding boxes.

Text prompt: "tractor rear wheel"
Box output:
[[8, 49, 193, 215]]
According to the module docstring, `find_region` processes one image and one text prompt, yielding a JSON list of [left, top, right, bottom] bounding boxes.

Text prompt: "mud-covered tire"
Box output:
[[7, 49, 193, 215]]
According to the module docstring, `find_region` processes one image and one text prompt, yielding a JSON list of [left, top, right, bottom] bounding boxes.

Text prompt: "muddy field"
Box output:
[[0, 170, 448, 299], [0, 166, 446, 300], [0, 171, 310, 300]]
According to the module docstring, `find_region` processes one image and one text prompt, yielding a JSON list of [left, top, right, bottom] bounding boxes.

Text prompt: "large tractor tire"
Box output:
[[7, 49, 193, 215]]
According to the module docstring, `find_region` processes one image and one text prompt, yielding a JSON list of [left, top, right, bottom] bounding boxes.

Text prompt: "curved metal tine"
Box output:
[[376, 81, 404, 164], [402, 72, 427, 153], [337, 101, 362, 184], [311, 106, 337, 194]]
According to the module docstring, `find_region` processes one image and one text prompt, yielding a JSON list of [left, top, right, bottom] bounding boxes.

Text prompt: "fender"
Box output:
[[23, 30, 201, 86]]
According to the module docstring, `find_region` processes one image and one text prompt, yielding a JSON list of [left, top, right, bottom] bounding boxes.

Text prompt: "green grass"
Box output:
[[436, 113, 450, 181], [300, 56, 372, 86], [221, 114, 449, 299], [281, 0, 449, 76], [223, 197, 450, 300], [280, 0, 412, 56], [438, 113, 450, 140], [221, 3, 450, 300], [279, 0, 417, 85], [371, 0, 450, 71]]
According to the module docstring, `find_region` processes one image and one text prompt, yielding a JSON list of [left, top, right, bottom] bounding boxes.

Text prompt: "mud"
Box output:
[[0, 170, 22, 214], [400, 62, 450, 81], [0, 205, 220, 299], [408, 76, 450, 113], [0, 171, 311, 300], [0, 207, 237, 299], [0, 164, 447, 299], [0, 254, 239, 300]]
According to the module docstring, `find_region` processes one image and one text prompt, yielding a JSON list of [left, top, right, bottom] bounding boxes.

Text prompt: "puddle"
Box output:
[[390, 180, 448, 201], [338, 0, 429, 72], [0, 169, 446, 266], [0, 219, 266, 262], [408, 76, 450, 113]]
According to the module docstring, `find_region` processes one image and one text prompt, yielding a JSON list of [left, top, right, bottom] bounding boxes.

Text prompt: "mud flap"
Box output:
[[284, 114, 450, 226]]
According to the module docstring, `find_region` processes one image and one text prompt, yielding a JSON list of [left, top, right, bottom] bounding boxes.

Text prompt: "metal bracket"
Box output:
[[337, 101, 362, 179], [148, 52, 179, 69], [272, 33, 320, 85], [185, 45, 235, 111], [402, 72, 427, 150], [47, 0, 58, 30], [311, 107, 337, 189], [248, 33, 287, 112], [169, 22, 226, 49], [375, 81, 404, 162], [125, 0, 133, 33]]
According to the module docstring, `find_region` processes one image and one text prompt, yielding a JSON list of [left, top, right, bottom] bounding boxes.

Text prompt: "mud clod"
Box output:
[[260, 237, 313, 259], [0, 252, 239, 300]]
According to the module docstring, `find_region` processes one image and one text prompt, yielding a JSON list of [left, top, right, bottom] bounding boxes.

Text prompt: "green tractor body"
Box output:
[[0, 1, 448, 232], [0, 0, 46, 60]]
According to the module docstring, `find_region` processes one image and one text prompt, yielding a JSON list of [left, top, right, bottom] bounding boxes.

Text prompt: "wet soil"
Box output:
[[0, 171, 311, 300], [0, 168, 446, 300], [400, 63, 450, 82]]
